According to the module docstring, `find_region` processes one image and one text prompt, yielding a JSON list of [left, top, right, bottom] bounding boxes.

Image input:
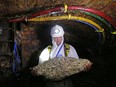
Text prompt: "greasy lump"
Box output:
[[31, 57, 92, 80]]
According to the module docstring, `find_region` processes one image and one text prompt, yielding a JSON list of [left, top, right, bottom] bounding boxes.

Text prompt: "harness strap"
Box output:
[[48, 43, 70, 57], [48, 45, 52, 53], [65, 43, 70, 57]]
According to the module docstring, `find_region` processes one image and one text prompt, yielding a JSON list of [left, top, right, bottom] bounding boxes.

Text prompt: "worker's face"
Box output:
[[53, 36, 63, 46]]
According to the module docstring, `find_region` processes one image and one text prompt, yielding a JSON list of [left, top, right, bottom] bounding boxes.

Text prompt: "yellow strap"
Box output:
[[48, 44, 70, 57], [111, 31, 116, 34], [48, 45, 52, 53], [65, 43, 70, 57], [95, 29, 104, 32], [64, 4, 68, 13]]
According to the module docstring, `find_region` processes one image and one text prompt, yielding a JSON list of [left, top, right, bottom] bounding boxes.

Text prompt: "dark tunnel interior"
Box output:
[[0, 0, 116, 87], [35, 20, 115, 56], [26, 20, 116, 87], [0, 20, 116, 87]]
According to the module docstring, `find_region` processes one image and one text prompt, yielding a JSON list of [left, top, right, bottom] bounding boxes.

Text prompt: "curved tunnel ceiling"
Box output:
[[36, 20, 104, 49], [0, 0, 116, 49]]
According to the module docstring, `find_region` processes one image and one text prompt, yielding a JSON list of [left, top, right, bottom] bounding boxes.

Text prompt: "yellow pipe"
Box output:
[[28, 15, 103, 31], [64, 4, 68, 13], [28, 15, 105, 43], [111, 31, 116, 34]]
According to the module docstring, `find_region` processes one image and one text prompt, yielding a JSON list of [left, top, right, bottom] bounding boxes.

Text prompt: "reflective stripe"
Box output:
[[65, 43, 70, 57], [48, 43, 70, 57], [48, 45, 52, 54]]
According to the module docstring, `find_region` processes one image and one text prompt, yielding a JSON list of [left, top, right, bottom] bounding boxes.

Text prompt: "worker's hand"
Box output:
[[52, 40, 57, 47], [30, 67, 37, 76], [84, 62, 93, 71]]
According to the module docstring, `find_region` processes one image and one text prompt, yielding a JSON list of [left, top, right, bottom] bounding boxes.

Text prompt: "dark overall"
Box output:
[[45, 78, 73, 87]]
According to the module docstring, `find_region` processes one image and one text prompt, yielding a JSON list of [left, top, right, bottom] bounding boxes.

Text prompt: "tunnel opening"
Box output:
[[24, 16, 116, 87], [8, 5, 116, 56], [35, 20, 105, 58], [25, 20, 108, 87]]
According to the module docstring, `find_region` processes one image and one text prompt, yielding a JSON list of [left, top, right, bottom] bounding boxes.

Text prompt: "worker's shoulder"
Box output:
[[47, 45, 52, 49], [41, 45, 51, 51], [64, 43, 72, 47], [65, 43, 75, 49]]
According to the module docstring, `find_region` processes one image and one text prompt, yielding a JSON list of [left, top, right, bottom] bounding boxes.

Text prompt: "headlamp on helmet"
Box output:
[[51, 25, 64, 37]]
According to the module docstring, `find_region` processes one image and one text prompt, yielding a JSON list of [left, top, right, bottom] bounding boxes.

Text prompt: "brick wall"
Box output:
[[16, 23, 40, 68]]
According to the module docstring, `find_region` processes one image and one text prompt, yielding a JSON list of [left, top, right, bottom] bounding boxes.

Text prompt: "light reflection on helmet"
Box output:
[[50, 25, 64, 37]]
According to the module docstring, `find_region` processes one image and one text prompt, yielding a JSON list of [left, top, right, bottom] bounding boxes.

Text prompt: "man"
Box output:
[[39, 24, 79, 64], [38, 24, 80, 87]]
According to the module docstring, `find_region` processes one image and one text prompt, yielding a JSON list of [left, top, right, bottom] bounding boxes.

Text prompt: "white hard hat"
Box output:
[[50, 25, 64, 37]]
